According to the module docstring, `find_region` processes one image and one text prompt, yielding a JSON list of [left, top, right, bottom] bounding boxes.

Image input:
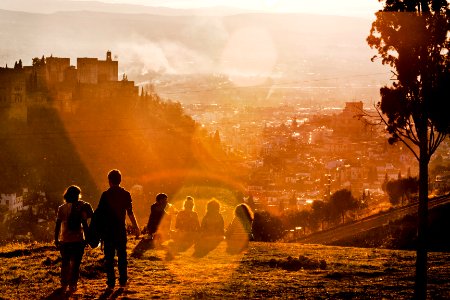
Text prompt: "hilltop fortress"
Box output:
[[0, 51, 138, 120]]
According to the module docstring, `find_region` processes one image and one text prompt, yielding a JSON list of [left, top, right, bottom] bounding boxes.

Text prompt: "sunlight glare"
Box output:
[[220, 27, 277, 87]]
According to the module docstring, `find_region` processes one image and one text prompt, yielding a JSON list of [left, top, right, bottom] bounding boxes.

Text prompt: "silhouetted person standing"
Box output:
[[55, 185, 93, 294], [95, 169, 139, 290]]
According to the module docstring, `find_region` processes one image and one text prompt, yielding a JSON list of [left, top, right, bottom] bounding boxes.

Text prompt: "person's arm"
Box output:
[[126, 194, 140, 238], [147, 205, 158, 236], [80, 203, 91, 242], [127, 209, 140, 238], [194, 213, 200, 232], [174, 213, 181, 230], [225, 220, 233, 239], [54, 219, 62, 248], [220, 216, 225, 236]]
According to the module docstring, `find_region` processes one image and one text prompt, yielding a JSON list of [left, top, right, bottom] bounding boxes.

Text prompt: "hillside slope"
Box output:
[[331, 202, 450, 252], [0, 241, 449, 299]]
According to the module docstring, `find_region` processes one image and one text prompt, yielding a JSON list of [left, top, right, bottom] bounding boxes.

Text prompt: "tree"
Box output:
[[386, 180, 403, 205], [329, 189, 358, 224], [401, 177, 419, 202], [311, 200, 329, 230], [367, 1, 450, 298], [283, 210, 314, 235], [252, 211, 285, 242]]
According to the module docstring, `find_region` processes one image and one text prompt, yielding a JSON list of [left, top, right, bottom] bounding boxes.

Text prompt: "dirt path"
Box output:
[[298, 195, 450, 245]]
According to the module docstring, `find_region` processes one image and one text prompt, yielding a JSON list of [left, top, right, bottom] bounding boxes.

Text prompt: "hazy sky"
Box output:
[[72, 0, 383, 17]]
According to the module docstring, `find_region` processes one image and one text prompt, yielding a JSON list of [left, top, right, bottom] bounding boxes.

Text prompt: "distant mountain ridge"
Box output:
[[0, 0, 254, 16]]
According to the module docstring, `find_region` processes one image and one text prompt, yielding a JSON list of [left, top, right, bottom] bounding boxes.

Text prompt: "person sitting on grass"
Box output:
[[147, 193, 177, 243], [194, 199, 224, 257], [172, 196, 200, 250], [175, 197, 200, 237], [225, 203, 254, 254], [54, 185, 93, 294], [200, 199, 224, 238]]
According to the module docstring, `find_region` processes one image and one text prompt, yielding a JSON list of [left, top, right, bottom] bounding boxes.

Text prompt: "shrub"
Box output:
[[252, 211, 285, 242]]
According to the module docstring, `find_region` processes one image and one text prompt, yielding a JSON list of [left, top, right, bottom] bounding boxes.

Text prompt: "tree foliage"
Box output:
[[282, 210, 318, 234], [311, 200, 336, 230], [367, 1, 449, 155], [329, 189, 358, 224], [252, 211, 285, 242]]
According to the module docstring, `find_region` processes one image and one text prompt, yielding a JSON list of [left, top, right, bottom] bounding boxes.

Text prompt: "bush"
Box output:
[[252, 211, 285, 242]]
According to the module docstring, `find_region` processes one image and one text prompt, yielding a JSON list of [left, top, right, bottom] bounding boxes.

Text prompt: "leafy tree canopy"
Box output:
[[367, 0, 449, 158]]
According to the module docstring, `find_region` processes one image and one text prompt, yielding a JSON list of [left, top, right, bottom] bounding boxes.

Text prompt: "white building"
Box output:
[[0, 188, 29, 213]]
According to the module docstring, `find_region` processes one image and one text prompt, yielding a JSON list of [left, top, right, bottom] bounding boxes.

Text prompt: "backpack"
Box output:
[[67, 201, 83, 231]]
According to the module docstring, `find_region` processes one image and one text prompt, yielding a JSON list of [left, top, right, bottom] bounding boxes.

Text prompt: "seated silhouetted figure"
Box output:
[[194, 199, 224, 257], [225, 203, 254, 254], [173, 196, 200, 251], [147, 193, 175, 243], [132, 193, 173, 258]]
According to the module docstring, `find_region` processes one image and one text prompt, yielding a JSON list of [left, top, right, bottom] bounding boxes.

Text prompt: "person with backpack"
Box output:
[[54, 185, 93, 294], [94, 169, 140, 291]]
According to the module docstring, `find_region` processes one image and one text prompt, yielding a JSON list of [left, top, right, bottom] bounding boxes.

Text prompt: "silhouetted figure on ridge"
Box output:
[[54, 185, 93, 294], [94, 169, 140, 291], [225, 203, 254, 254]]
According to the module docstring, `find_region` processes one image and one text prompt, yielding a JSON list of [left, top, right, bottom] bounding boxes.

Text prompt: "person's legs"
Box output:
[[59, 244, 71, 289], [103, 240, 116, 288], [69, 242, 85, 290], [117, 239, 128, 286]]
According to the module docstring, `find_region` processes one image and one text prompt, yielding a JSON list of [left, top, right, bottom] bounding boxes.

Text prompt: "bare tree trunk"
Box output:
[[415, 132, 429, 299]]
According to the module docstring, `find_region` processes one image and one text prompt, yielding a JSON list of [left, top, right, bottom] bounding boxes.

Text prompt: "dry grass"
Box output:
[[0, 239, 449, 299]]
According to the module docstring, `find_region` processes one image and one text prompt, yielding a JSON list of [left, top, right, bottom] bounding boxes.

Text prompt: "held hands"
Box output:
[[134, 227, 140, 239]]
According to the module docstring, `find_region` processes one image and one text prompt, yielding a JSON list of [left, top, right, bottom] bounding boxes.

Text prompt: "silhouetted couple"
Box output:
[[54, 169, 140, 296]]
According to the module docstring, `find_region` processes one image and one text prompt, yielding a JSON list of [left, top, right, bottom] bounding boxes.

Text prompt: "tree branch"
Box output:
[[430, 132, 447, 156], [428, 123, 435, 156], [375, 106, 420, 160], [406, 117, 419, 144]]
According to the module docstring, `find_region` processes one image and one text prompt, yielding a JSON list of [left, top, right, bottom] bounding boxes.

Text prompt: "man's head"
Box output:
[[108, 169, 122, 186], [156, 193, 168, 205], [184, 196, 194, 211]]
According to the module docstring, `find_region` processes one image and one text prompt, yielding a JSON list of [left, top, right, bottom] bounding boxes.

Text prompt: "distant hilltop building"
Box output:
[[0, 51, 138, 120], [332, 101, 367, 137]]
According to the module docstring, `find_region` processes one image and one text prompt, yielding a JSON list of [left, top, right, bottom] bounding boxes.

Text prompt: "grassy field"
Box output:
[[0, 239, 449, 299]]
